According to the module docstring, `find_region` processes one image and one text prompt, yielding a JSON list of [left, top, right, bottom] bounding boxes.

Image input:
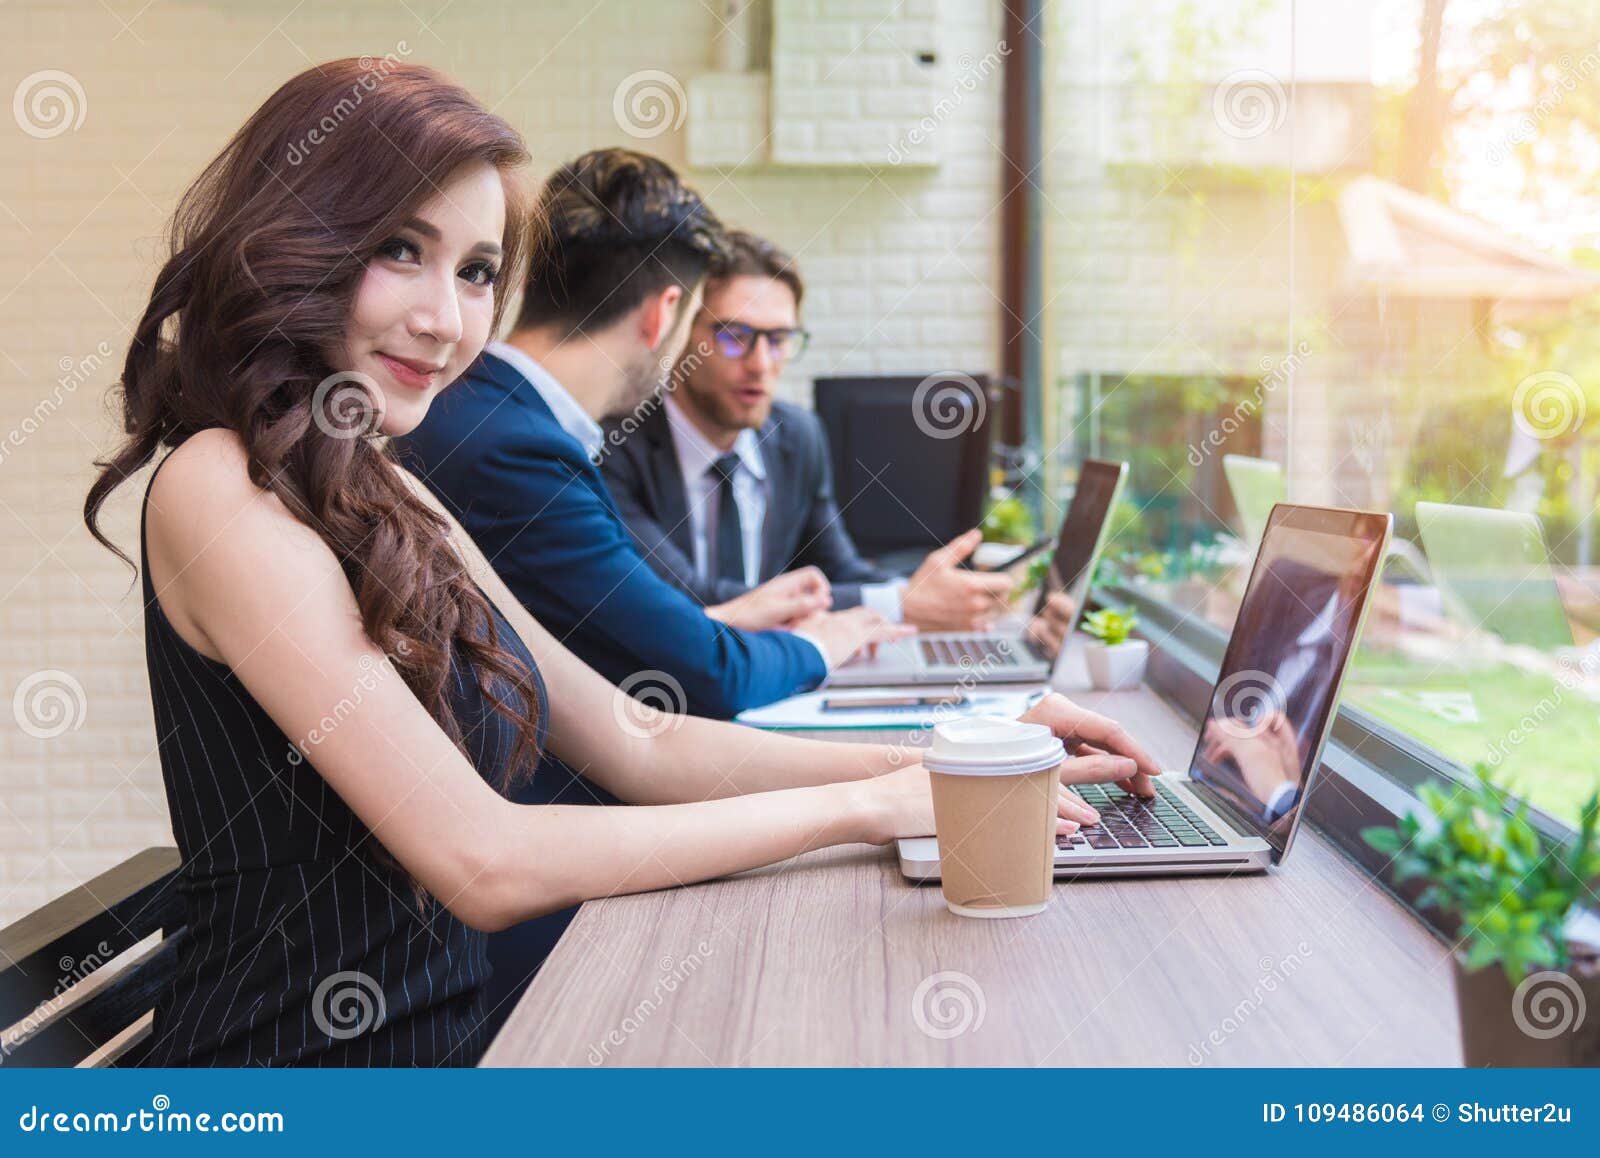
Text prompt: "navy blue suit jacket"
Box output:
[[393, 349, 826, 719]]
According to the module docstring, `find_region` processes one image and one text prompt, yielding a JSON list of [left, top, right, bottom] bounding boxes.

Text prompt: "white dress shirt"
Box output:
[[663, 396, 905, 620]]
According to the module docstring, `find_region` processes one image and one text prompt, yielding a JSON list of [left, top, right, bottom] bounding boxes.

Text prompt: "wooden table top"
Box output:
[[484, 667, 1460, 1067]]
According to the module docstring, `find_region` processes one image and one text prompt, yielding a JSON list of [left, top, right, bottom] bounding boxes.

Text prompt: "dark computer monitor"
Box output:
[[812, 373, 993, 559]]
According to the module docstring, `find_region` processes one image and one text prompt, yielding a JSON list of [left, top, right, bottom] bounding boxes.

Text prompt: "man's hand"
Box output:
[[899, 529, 1015, 632], [707, 566, 832, 631], [1024, 590, 1077, 660], [1019, 691, 1162, 798], [791, 606, 915, 668]]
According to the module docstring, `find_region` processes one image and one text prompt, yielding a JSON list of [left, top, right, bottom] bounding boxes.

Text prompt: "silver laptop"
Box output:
[[831, 460, 1129, 687], [899, 502, 1393, 879]]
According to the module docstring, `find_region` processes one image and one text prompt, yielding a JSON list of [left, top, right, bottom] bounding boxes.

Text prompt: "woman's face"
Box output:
[[336, 161, 507, 438]]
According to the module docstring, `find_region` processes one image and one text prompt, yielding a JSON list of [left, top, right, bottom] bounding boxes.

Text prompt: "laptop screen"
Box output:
[[1034, 460, 1126, 619], [1187, 505, 1390, 861]]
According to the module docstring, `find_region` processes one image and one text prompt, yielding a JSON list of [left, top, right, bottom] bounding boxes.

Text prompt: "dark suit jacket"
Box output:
[[597, 399, 891, 609], [392, 350, 826, 720]]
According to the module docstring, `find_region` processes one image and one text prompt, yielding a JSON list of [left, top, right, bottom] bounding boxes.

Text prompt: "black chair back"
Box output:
[[0, 847, 184, 1067]]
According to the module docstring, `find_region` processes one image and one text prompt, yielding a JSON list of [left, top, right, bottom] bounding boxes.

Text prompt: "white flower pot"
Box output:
[[1083, 639, 1148, 691]]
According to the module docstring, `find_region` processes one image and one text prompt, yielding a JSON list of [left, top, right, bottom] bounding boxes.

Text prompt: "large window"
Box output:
[[1044, 0, 1600, 829]]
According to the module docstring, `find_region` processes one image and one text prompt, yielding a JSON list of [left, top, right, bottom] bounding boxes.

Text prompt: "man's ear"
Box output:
[[640, 285, 685, 350]]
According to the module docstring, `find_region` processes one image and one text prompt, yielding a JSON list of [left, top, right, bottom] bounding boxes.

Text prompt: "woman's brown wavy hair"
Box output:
[[85, 59, 544, 799]]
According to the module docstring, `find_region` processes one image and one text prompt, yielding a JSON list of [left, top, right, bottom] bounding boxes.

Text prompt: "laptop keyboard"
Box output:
[[1057, 780, 1229, 852], [919, 636, 1022, 668]]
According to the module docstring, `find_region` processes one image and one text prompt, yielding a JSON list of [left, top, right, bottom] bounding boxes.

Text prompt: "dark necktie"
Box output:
[[710, 453, 744, 584]]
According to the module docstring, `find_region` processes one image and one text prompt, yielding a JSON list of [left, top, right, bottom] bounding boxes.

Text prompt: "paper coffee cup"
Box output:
[[924, 716, 1065, 918]]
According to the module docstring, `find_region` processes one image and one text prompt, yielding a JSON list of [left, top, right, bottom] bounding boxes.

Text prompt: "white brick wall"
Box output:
[[0, 0, 1007, 923]]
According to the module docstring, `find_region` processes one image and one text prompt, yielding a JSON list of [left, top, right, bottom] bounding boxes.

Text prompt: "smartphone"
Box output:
[[963, 537, 1053, 573], [820, 693, 971, 712]]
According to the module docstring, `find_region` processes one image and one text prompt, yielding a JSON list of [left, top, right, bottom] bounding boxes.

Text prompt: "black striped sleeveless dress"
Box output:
[[138, 460, 547, 1067]]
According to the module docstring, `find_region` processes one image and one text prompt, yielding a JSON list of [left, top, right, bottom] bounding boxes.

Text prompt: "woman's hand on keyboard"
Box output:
[[1019, 692, 1161, 798]]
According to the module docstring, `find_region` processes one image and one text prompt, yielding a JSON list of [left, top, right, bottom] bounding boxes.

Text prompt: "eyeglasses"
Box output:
[[703, 317, 810, 362]]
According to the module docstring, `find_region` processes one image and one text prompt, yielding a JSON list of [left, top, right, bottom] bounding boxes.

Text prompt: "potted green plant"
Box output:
[[1079, 607, 1147, 690], [1363, 767, 1600, 1067]]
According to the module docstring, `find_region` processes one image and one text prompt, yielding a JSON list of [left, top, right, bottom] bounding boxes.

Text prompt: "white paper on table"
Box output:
[[735, 685, 1047, 730]]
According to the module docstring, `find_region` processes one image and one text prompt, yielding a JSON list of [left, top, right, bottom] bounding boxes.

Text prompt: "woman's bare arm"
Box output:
[[145, 431, 923, 932], [393, 462, 906, 805]]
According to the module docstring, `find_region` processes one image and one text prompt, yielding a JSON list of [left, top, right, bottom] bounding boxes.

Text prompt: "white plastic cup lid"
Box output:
[[922, 715, 1066, 777]]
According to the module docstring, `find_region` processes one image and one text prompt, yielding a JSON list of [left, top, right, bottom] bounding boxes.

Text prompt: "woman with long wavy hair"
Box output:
[[85, 59, 1158, 1066]]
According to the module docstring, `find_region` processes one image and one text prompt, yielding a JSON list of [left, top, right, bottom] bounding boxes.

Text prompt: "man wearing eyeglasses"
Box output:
[[600, 231, 1079, 648]]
